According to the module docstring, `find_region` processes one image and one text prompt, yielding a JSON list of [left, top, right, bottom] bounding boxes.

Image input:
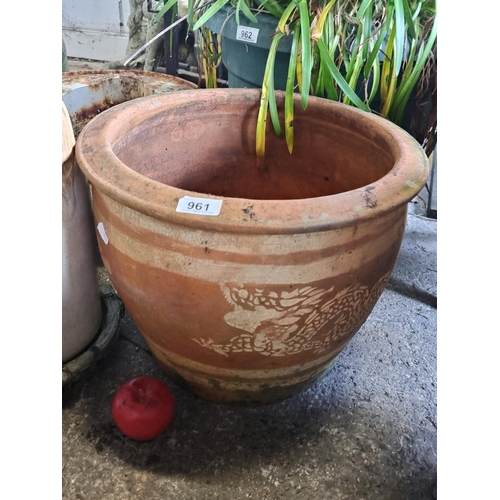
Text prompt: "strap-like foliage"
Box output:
[[156, 0, 437, 156]]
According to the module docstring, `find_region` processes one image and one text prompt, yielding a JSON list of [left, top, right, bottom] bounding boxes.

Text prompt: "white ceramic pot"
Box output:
[[62, 101, 102, 363]]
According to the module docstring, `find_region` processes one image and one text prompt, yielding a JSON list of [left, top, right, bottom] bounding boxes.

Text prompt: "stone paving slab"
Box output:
[[62, 212, 437, 500]]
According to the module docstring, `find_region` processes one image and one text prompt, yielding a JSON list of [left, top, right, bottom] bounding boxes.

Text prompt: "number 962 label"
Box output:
[[236, 25, 259, 44], [176, 196, 223, 216]]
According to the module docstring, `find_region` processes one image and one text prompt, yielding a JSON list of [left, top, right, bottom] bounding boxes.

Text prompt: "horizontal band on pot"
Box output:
[[99, 222, 401, 286], [147, 335, 344, 383], [93, 197, 405, 289]]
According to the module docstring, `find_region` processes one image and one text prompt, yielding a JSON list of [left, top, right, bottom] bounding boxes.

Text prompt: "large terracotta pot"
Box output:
[[75, 89, 429, 404]]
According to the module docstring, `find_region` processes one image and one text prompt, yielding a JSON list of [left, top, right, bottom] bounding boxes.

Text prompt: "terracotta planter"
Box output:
[[75, 89, 429, 404]]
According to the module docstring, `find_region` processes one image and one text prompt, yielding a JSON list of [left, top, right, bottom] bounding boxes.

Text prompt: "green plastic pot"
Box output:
[[205, 6, 292, 89]]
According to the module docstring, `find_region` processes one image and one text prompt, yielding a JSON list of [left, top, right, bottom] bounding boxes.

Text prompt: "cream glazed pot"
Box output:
[[75, 89, 429, 404], [62, 101, 102, 363]]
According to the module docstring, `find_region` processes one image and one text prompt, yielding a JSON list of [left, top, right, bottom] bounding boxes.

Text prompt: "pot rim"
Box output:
[[75, 88, 429, 234]]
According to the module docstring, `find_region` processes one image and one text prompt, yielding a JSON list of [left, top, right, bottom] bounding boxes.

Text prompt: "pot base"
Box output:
[[143, 332, 350, 405], [154, 355, 338, 405]]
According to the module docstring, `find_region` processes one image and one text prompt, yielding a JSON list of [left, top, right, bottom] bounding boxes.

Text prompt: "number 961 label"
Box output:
[[236, 25, 259, 44], [176, 196, 223, 216]]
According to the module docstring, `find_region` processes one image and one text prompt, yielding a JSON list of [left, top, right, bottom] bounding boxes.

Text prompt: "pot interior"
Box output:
[[113, 93, 396, 200]]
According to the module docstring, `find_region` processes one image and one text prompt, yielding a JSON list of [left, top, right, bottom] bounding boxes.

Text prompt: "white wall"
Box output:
[[62, 0, 131, 61]]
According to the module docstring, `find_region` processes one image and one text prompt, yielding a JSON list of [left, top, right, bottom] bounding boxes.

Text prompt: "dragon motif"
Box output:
[[193, 272, 391, 357]]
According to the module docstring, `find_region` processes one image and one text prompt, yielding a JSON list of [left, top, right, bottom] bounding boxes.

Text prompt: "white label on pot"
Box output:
[[236, 26, 259, 44], [176, 196, 223, 216], [97, 222, 109, 244]]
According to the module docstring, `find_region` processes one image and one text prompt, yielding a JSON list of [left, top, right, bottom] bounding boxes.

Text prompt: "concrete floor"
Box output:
[[63, 59, 437, 498]]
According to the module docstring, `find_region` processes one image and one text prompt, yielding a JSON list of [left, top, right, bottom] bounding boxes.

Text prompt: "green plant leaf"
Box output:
[[193, 0, 230, 30], [268, 72, 282, 139], [285, 27, 301, 153], [367, 50, 380, 104], [314, 63, 324, 97], [391, 12, 437, 124], [361, 1, 373, 60], [278, 2, 297, 33], [188, 0, 194, 27], [311, 0, 337, 41], [154, 0, 179, 22], [317, 38, 370, 112], [356, 0, 374, 19], [320, 56, 339, 101], [394, 0, 406, 76], [412, 0, 423, 21], [256, 33, 284, 158], [380, 20, 397, 116], [397, 33, 417, 86], [344, 26, 365, 106], [267, 36, 284, 138], [258, 0, 285, 18], [297, 0, 311, 109], [296, 34, 303, 93], [380, 17, 396, 105], [236, 0, 259, 24], [363, 16, 390, 79], [402, 0, 417, 39]]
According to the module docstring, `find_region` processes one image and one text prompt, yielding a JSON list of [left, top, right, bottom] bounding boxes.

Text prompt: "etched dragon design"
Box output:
[[193, 272, 391, 357]]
